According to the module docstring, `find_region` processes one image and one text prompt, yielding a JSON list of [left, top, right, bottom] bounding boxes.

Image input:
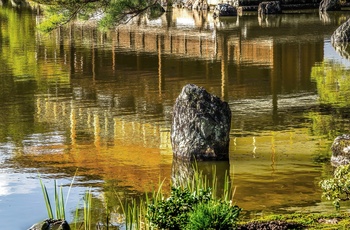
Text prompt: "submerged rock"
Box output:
[[171, 84, 231, 161], [331, 134, 350, 166], [28, 219, 71, 230]]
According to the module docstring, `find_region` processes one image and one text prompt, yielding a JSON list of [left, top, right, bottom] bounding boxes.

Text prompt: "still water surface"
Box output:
[[1, 3, 350, 229]]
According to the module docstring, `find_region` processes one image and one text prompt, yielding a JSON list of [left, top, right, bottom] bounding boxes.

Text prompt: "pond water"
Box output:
[[1, 2, 350, 229]]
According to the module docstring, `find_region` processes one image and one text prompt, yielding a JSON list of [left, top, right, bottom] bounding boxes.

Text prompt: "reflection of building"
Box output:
[[38, 11, 331, 135], [35, 96, 172, 154]]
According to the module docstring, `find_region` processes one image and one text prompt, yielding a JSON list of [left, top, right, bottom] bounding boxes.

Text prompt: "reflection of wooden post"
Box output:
[[272, 41, 280, 124], [112, 32, 116, 73], [70, 102, 76, 146], [53, 102, 57, 121], [92, 29, 97, 82], [270, 132, 276, 172], [104, 111, 108, 136], [220, 35, 229, 101], [69, 24, 75, 76], [94, 114, 100, 148], [36, 98, 41, 116], [158, 35, 164, 96], [87, 108, 91, 129]]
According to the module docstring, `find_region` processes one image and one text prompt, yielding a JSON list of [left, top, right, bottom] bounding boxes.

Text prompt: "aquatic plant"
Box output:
[[38, 165, 240, 229], [123, 164, 241, 230], [39, 178, 68, 220], [187, 200, 241, 230], [38, 171, 77, 222], [83, 188, 93, 230]]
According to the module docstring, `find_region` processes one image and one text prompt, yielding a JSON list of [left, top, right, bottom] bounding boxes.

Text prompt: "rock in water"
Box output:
[[319, 0, 341, 12], [258, 1, 281, 15], [171, 84, 231, 161], [213, 4, 237, 18], [28, 219, 70, 230], [331, 18, 350, 44], [331, 134, 350, 166]]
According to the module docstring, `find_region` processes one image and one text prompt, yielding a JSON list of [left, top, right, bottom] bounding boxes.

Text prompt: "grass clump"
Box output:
[[187, 200, 241, 230]]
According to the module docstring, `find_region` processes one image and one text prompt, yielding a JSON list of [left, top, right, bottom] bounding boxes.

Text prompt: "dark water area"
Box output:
[[1, 2, 350, 229]]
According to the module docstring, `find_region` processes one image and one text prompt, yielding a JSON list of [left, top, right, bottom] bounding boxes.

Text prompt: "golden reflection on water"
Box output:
[[2, 7, 349, 226]]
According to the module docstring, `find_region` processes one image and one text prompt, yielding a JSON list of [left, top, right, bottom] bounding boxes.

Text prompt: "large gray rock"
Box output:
[[258, 1, 282, 15], [331, 18, 350, 44], [331, 134, 350, 167], [171, 84, 231, 161], [319, 0, 341, 12]]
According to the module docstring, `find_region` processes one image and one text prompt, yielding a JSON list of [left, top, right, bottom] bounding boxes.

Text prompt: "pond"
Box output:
[[1, 2, 350, 229]]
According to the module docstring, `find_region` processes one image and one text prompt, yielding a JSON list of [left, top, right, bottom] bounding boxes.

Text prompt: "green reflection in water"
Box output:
[[311, 61, 350, 107]]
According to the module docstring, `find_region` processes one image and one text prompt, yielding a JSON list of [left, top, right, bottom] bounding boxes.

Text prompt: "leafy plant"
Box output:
[[187, 200, 241, 230], [146, 187, 212, 229], [320, 164, 350, 209]]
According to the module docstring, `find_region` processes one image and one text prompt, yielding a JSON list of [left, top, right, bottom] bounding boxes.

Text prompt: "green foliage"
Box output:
[[37, 13, 67, 32], [311, 61, 350, 107], [34, 0, 164, 31], [320, 164, 350, 210], [187, 200, 241, 230], [146, 187, 212, 229]]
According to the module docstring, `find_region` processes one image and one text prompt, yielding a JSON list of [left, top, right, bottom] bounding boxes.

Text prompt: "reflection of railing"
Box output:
[[116, 26, 218, 60], [35, 95, 173, 154], [115, 25, 274, 66]]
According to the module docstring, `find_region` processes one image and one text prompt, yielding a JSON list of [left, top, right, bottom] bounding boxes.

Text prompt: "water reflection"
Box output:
[[1, 2, 350, 228]]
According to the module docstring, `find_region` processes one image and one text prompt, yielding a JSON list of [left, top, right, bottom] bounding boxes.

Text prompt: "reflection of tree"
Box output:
[[310, 61, 350, 138], [0, 5, 70, 144], [308, 112, 337, 138], [311, 61, 350, 107]]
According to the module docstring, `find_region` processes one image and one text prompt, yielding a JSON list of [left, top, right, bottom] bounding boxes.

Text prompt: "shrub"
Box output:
[[146, 187, 212, 229], [186, 200, 242, 230], [320, 164, 350, 209]]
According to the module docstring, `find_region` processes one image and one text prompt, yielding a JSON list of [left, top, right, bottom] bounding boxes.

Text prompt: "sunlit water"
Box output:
[[1, 3, 350, 229]]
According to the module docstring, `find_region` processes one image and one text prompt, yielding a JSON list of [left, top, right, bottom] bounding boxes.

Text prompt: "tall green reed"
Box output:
[[38, 169, 77, 220]]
